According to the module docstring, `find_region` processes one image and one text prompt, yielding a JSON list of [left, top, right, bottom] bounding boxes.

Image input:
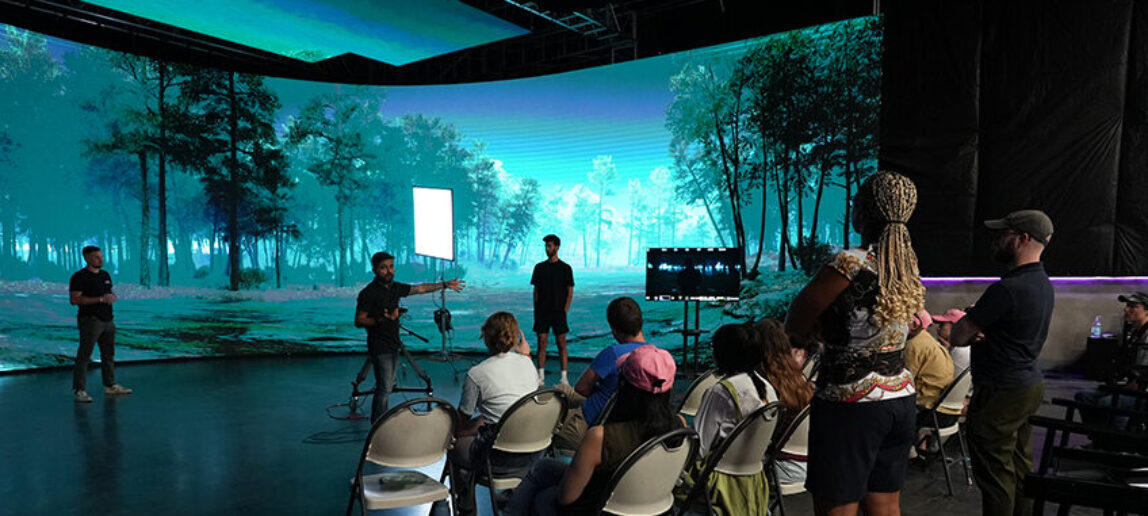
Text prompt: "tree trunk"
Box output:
[[227, 72, 241, 291], [749, 160, 768, 279], [595, 188, 603, 268], [275, 228, 282, 288], [336, 192, 346, 287], [811, 158, 828, 242], [774, 167, 789, 272], [137, 151, 151, 287], [843, 162, 855, 249], [157, 63, 170, 287]]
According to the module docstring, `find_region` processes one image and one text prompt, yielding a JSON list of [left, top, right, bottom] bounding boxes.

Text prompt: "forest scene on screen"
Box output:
[[0, 17, 881, 370]]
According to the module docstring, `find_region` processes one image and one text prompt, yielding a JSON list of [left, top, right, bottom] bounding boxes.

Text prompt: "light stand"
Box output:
[[426, 259, 463, 372]]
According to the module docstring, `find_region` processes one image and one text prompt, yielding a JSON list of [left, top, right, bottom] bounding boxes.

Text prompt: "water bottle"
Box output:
[[1091, 315, 1103, 338]]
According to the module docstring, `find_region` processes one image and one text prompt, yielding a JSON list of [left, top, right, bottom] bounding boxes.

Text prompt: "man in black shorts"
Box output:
[[70, 245, 132, 403], [355, 251, 465, 423], [531, 235, 574, 385]]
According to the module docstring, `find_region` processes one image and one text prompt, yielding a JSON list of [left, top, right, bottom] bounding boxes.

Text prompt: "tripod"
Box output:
[[344, 324, 434, 418]]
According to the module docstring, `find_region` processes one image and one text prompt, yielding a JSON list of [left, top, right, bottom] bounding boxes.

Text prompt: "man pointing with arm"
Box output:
[[355, 251, 465, 423]]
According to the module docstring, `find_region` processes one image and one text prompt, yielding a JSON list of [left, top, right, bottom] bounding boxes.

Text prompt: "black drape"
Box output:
[[882, 0, 1148, 275]]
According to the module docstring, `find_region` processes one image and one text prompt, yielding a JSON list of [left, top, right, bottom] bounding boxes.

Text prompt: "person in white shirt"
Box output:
[[450, 311, 539, 515]]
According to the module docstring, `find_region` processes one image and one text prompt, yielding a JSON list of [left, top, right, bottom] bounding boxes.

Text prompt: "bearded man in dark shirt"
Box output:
[[70, 245, 132, 403], [951, 210, 1055, 516], [355, 251, 465, 423]]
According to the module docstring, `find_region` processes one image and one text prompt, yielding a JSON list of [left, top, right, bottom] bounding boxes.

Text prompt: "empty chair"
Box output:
[[597, 427, 700, 515], [347, 397, 457, 516], [477, 388, 568, 515], [680, 402, 786, 514], [919, 367, 974, 496]]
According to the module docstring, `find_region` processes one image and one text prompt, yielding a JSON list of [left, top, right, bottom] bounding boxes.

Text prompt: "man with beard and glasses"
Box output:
[[355, 251, 465, 423], [950, 210, 1054, 516]]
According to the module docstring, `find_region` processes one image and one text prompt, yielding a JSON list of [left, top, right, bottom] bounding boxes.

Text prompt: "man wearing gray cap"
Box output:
[[950, 209, 1055, 516], [1073, 291, 1148, 434]]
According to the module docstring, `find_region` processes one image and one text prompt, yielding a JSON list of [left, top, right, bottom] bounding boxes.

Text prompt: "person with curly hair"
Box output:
[[450, 311, 539, 515], [785, 171, 925, 516]]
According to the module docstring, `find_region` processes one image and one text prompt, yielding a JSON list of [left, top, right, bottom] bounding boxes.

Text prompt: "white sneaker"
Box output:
[[74, 390, 93, 403], [104, 384, 133, 395]]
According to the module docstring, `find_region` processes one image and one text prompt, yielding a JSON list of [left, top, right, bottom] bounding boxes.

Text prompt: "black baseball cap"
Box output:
[[984, 209, 1054, 246], [1118, 292, 1148, 306]]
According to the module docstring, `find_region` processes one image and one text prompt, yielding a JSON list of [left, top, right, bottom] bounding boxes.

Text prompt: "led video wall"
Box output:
[[0, 17, 882, 370]]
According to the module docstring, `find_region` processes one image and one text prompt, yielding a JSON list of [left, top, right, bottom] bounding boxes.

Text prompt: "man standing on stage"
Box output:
[[70, 245, 132, 403], [355, 251, 465, 423], [531, 234, 574, 385], [951, 210, 1054, 516]]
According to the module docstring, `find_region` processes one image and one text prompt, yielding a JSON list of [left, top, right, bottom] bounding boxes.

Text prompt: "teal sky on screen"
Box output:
[[83, 0, 528, 64], [269, 40, 752, 192]]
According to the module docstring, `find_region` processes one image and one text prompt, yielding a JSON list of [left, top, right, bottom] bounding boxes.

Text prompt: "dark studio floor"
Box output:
[[0, 353, 1113, 515]]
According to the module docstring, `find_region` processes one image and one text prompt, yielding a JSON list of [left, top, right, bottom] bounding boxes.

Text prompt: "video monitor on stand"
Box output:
[[646, 247, 742, 372]]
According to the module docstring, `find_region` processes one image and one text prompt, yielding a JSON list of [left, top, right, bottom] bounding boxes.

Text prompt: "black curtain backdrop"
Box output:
[[881, 0, 1148, 276]]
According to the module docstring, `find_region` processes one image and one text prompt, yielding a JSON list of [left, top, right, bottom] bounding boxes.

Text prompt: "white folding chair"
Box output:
[[677, 369, 720, 418], [680, 402, 785, 514], [478, 388, 568, 515], [347, 397, 457, 516], [597, 427, 699, 515], [766, 405, 811, 516], [921, 367, 974, 496]]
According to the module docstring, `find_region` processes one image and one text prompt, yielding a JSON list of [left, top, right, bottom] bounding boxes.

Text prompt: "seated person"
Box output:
[[1074, 292, 1148, 433], [504, 345, 683, 516], [754, 318, 815, 490], [553, 296, 650, 451], [450, 311, 540, 516], [904, 310, 957, 456], [683, 323, 772, 515], [932, 308, 970, 372]]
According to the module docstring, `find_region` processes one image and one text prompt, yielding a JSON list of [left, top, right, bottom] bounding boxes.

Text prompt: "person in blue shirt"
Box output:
[[553, 296, 651, 451]]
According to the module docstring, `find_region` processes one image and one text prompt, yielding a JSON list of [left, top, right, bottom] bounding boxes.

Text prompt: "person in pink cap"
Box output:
[[932, 308, 970, 372], [504, 344, 685, 516]]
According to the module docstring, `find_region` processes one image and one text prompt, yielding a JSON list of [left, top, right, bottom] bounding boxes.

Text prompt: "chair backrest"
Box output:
[[710, 402, 785, 476], [600, 428, 699, 515], [362, 397, 456, 468], [936, 367, 973, 413], [802, 353, 821, 382], [773, 404, 811, 458], [490, 388, 568, 454], [597, 392, 619, 425], [678, 370, 720, 417]]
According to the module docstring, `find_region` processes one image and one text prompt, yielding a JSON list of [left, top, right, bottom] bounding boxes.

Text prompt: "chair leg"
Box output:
[[957, 423, 973, 486], [486, 459, 500, 516], [442, 458, 458, 516], [346, 480, 358, 516], [769, 465, 787, 516]]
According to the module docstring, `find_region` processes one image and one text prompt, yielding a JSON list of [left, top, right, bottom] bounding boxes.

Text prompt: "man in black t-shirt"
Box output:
[[951, 210, 1055, 516], [531, 234, 574, 385], [69, 245, 132, 403], [355, 251, 465, 423]]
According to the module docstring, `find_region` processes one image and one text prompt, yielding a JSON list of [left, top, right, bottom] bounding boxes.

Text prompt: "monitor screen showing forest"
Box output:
[[0, 17, 882, 371]]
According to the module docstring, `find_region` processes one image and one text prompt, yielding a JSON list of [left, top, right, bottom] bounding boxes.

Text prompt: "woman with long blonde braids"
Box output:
[[784, 171, 925, 516]]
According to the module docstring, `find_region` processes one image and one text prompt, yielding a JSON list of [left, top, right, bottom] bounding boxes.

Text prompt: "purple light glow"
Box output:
[[922, 277, 1148, 284]]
